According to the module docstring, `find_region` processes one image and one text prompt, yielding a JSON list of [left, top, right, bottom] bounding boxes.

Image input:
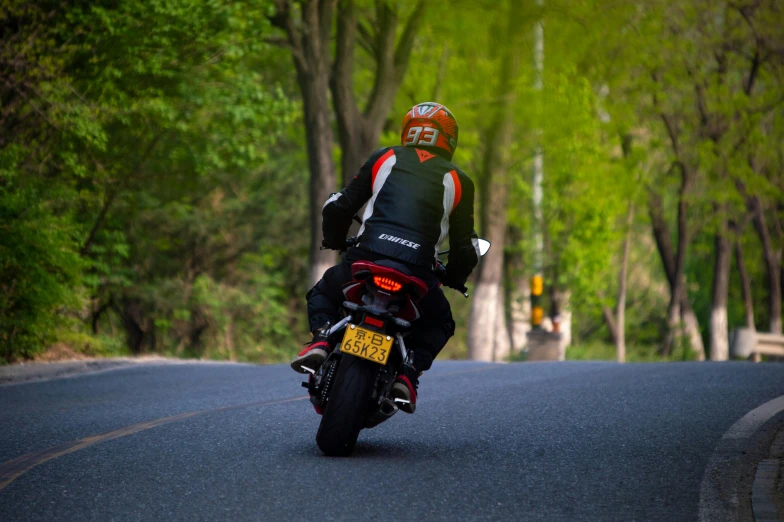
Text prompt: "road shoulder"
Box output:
[[0, 357, 187, 386], [699, 395, 784, 522], [752, 426, 784, 521]]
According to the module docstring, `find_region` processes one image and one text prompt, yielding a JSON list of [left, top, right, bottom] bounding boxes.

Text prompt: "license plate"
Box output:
[[340, 325, 393, 364]]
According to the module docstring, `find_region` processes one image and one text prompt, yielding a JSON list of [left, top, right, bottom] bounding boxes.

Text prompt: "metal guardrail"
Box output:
[[730, 328, 784, 361]]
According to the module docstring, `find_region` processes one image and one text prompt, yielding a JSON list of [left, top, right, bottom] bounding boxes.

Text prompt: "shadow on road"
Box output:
[[292, 437, 459, 460]]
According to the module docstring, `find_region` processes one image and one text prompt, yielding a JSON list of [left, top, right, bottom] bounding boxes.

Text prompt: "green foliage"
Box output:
[[0, 0, 299, 362], [0, 175, 83, 361], [1, 0, 780, 364]]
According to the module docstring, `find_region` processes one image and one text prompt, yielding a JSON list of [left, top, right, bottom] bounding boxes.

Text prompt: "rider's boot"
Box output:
[[391, 364, 419, 414], [291, 326, 331, 374]]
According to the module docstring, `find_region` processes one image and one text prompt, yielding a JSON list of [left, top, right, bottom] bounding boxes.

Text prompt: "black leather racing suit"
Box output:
[[306, 145, 480, 371]]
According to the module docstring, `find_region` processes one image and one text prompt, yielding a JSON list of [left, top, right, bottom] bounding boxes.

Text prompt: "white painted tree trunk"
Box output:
[[509, 278, 531, 353], [709, 228, 731, 361], [616, 202, 634, 363], [553, 290, 571, 359], [667, 288, 706, 360], [468, 281, 502, 361], [683, 308, 706, 361], [466, 0, 525, 362], [709, 307, 729, 361], [494, 292, 511, 361]]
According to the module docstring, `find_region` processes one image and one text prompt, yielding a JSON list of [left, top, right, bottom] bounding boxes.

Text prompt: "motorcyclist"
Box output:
[[291, 102, 480, 414]]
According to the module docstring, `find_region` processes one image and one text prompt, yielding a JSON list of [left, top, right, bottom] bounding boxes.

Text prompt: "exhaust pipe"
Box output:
[[365, 398, 399, 429]]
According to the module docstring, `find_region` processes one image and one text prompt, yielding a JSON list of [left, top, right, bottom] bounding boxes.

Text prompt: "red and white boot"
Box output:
[[391, 365, 419, 414], [291, 328, 332, 374], [290, 342, 329, 374]]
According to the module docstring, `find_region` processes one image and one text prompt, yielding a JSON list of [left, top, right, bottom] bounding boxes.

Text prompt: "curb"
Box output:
[[753, 427, 784, 521], [0, 359, 137, 386], [0, 357, 254, 386]]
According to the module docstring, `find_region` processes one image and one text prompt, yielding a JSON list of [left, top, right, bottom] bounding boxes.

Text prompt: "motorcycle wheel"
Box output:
[[316, 354, 377, 456]]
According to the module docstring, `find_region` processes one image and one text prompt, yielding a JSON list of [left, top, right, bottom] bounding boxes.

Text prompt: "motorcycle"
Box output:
[[300, 234, 491, 456]]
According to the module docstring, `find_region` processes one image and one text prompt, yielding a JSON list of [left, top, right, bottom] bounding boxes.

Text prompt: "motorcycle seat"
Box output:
[[373, 259, 413, 275]]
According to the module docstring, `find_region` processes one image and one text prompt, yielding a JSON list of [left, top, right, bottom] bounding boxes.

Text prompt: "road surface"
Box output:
[[2, 361, 783, 521]]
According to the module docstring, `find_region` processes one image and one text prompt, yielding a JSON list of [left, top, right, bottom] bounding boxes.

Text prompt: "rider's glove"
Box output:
[[440, 269, 468, 291], [321, 238, 347, 251]]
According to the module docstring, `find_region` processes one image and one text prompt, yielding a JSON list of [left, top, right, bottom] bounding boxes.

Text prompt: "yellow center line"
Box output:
[[0, 363, 504, 491]]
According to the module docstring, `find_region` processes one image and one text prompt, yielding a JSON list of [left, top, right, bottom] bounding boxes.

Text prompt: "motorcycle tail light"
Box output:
[[373, 276, 402, 292]]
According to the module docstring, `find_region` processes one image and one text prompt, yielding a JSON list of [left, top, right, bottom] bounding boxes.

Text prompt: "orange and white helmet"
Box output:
[[400, 102, 458, 159]]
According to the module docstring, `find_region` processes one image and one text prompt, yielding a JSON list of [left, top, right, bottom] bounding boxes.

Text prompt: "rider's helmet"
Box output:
[[400, 102, 458, 159]]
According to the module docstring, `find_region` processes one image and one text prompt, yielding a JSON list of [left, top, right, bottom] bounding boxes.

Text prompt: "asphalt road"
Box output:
[[2, 361, 784, 521]]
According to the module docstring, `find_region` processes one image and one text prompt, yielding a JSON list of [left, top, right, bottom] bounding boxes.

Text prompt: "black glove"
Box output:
[[321, 238, 347, 251], [440, 269, 468, 291]]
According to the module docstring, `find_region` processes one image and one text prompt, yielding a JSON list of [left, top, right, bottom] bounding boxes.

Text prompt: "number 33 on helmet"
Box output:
[[400, 102, 459, 160]]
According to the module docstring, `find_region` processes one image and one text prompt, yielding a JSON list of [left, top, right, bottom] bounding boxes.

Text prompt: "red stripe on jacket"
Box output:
[[372, 149, 396, 189], [449, 170, 462, 212]]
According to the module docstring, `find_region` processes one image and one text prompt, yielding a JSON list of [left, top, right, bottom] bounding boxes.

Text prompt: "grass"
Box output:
[[507, 341, 700, 363], [565, 341, 700, 362]]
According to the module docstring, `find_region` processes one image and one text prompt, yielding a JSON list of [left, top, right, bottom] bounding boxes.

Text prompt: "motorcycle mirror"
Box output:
[[477, 239, 491, 256]]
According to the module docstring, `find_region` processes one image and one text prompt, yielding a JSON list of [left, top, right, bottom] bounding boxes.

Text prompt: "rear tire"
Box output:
[[316, 354, 377, 456]]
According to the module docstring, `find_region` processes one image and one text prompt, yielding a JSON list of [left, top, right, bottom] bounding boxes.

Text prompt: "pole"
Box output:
[[531, 0, 544, 329]]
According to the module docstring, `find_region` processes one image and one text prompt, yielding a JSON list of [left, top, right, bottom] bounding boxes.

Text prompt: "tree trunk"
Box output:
[[616, 203, 634, 362], [684, 308, 703, 353], [225, 316, 237, 362], [187, 307, 209, 356], [175, 262, 200, 355], [494, 292, 512, 360], [80, 132, 166, 256], [505, 226, 530, 353], [648, 190, 706, 359], [751, 198, 782, 334], [469, 280, 503, 361], [664, 290, 683, 357], [467, 1, 524, 361], [652, 98, 706, 359], [118, 297, 146, 354], [331, 0, 426, 183], [91, 299, 111, 335], [507, 267, 531, 354], [301, 74, 338, 287], [710, 217, 731, 361], [270, 0, 338, 287], [273, 1, 426, 284], [330, 0, 365, 182], [551, 288, 571, 359], [665, 174, 690, 355], [734, 240, 755, 329], [602, 305, 619, 345], [431, 44, 450, 101], [508, 280, 531, 354]]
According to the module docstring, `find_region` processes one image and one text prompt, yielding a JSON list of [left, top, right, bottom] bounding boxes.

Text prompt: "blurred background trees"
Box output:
[[1, 0, 781, 364]]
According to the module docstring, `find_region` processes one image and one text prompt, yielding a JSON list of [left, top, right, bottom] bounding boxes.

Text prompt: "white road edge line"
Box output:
[[724, 396, 784, 440], [698, 394, 784, 522]]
